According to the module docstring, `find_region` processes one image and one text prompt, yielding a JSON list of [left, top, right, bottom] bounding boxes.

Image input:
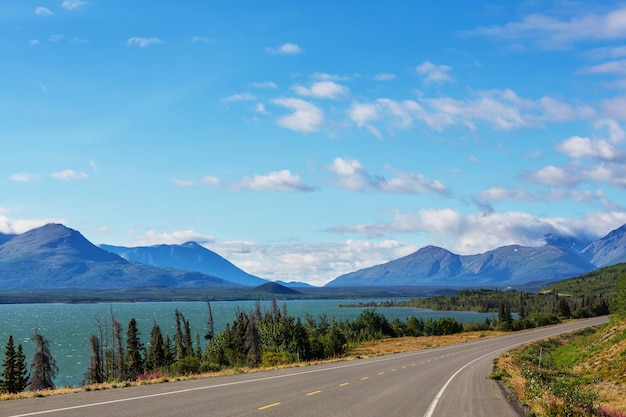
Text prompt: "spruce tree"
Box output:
[[1, 335, 29, 394], [29, 331, 58, 391], [125, 318, 144, 380], [147, 321, 166, 372]]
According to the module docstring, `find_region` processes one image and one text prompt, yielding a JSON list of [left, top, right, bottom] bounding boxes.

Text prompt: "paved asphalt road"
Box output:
[[2, 316, 608, 417]]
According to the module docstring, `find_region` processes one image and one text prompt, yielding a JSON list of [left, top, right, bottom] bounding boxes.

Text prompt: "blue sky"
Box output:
[[2, 0, 626, 285]]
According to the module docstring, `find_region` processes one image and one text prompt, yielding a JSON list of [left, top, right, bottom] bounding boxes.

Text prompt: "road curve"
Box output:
[[2, 316, 608, 417]]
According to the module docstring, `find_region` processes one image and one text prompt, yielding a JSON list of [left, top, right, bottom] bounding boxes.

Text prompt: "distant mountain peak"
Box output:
[[99, 241, 268, 286], [0, 223, 122, 263]]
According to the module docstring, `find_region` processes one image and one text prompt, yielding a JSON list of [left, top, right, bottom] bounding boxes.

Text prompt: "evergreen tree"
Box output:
[[29, 331, 58, 391], [1, 335, 29, 394], [205, 295, 215, 341], [146, 321, 166, 372], [125, 318, 144, 380], [557, 297, 572, 319]]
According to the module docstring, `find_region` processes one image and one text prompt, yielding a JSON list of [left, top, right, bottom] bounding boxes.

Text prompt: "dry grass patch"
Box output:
[[348, 330, 504, 357]]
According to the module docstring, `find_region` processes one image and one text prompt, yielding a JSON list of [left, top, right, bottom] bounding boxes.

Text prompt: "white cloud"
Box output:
[[255, 103, 268, 114], [349, 102, 380, 127], [416, 61, 454, 84], [212, 238, 417, 286], [265, 43, 302, 55], [201, 176, 220, 186], [50, 169, 88, 181], [239, 170, 317, 192], [49, 34, 65, 42], [595, 119, 625, 143], [221, 92, 256, 102], [349, 89, 594, 134], [329, 157, 449, 196], [35, 6, 53, 15], [603, 96, 626, 119], [271, 98, 324, 133], [469, 6, 626, 50], [524, 165, 579, 186], [556, 136, 619, 160], [327, 208, 626, 256], [170, 179, 195, 188], [585, 46, 626, 60], [134, 230, 215, 246], [10, 173, 40, 182], [62, 0, 87, 10], [30, 40, 40, 46], [476, 186, 534, 202], [127, 37, 162, 48], [293, 81, 349, 100], [580, 59, 626, 76], [0, 214, 66, 235]]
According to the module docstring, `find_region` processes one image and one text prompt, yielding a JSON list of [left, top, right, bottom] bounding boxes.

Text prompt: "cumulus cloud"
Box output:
[[469, 6, 626, 50], [329, 157, 449, 196], [50, 169, 88, 181], [239, 170, 317, 192], [271, 98, 324, 133], [35, 6, 53, 15], [265, 43, 302, 55], [523, 165, 580, 186], [556, 136, 620, 160], [127, 37, 162, 48], [416, 61, 454, 84], [62, 0, 87, 10], [292, 81, 349, 100]]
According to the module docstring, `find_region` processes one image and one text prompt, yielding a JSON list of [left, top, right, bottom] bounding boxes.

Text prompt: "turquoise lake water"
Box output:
[[0, 300, 493, 387]]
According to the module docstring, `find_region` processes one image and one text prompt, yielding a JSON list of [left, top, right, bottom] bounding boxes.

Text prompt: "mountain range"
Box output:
[[325, 224, 626, 287], [0, 224, 236, 290], [0, 222, 625, 291]]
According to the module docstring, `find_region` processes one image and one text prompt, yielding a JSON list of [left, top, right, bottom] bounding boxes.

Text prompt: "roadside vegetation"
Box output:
[[492, 267, 626, 416]]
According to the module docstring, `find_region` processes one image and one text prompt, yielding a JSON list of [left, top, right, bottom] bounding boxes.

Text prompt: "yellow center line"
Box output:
[[378, 372, 385, 375], [307, 390, 321, 396], [402, 366, 407, 369], [258, 402, 281, 410], [339, 382, 350, 387], [360, 376, 369, 380], [391, 368, 397, 372]]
